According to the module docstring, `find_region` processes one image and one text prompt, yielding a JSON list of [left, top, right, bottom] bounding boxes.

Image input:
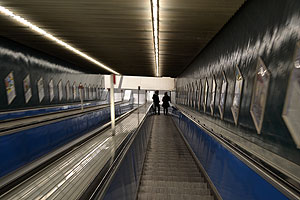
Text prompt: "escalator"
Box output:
[[137, 115, 214, 200]]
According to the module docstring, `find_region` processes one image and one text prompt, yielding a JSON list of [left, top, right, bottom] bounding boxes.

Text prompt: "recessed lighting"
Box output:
[[0, 6, 120, 75], [151, 0, 159, 76]]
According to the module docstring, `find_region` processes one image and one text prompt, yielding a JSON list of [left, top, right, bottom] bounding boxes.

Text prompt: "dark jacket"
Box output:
[[162, 95, 171, 108], [152, 94, 160, 105]]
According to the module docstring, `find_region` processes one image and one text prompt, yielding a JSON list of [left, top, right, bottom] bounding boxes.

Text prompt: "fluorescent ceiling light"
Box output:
[[0, 6, 120, 75], [151, 0, 159, 76]]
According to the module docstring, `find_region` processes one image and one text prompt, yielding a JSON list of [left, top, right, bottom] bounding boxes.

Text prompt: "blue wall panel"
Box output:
[[0, 100, 107, 121], [0, 103, 133, 177], [172, 109, 288, 200]]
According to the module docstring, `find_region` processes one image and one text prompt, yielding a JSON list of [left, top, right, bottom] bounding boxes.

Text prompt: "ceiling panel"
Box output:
[[0, 0, 244, 77]]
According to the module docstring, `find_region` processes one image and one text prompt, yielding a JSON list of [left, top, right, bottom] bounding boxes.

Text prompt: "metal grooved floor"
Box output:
[[137, 114, 213, 200]]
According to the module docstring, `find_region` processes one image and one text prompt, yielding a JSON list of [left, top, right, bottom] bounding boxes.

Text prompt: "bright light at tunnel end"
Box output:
[[151, 0, 159, 77], [0, 6, 120, 75]]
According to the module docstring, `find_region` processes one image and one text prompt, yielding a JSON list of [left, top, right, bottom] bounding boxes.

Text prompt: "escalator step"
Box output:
[[137, 115, 213, 200]]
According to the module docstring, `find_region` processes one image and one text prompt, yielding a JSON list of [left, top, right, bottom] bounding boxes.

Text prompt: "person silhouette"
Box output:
[[152, 90, 160, 115], [162, 92, 171, 115]]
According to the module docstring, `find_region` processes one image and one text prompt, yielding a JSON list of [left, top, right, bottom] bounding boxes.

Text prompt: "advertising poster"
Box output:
[[194, 82, 198, 109], [189, 83, 192, 107], [219, 71, 228, 120], [23, 74, 32, 103], [186, 84, 190, 106], [92, 85, 95, 99], [190, 83, 194, 107], [194, 82, 197, 108], [210, 76, 216, 115], [5, 71, 16, 105], [198, 80, 202, 110], [88, 84, 91, 99], [58, 80, 63, 101], [73, 82, 77, 100], [37, 77, 45, 102], [184, 85, 188, 105], [282, 41, 300, 148], [250, 58, 270, 134], [84, 84, 87, 100], [231, 66, 243, 125], [66, 81, 70, 101], [97, 86, 100, 99], [203, 78, 209, 112], [49, 79, 54, 102]]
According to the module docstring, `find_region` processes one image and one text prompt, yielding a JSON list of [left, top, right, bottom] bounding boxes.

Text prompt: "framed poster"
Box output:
[[84, 84, 87, 100], [198, 80, 202, 110], [93, 85, 96, 99], [210, 76, 217, 116], [5, 71, 16, 105], [49, 79, 54, 102], [97, 86, 100, 99], [73, 82, 77, 100], [78, 83, 84, 101], [203, 78, 209, 113], [66, 81, 70, 101], [185, 85, 188, 105], [183, 85, 185, 105], [250, 58, 271, 134], [37, 77, 45, 102], [282, 41, 300, 148], [194, 81, 198, 109], [58, 80, 63, 101], [88, 84, 91, 99], [191, 82, 195, 108], [231, 65, 244, 125], [189, 83, 192, 107], [190, 83, 193, 107], [193, 82, 197, 108], [187, 84, 190, 106], [194, 82, 197, 108], [23, 74, 32, 103], [218, 71, 228, 120]]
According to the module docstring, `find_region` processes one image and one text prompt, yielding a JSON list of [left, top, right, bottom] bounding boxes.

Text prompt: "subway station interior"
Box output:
[[0, 0, 299, 199]]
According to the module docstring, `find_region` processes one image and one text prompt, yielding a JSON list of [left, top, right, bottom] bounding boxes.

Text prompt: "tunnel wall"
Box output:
[[175, 0, 300, 170], [0, 36, 104, 111], [0, 102, 133, 178], [171, 108, 288, 200]]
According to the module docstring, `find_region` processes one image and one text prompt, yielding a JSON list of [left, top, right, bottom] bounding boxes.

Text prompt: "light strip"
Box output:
[[151, 0, 159, 76], [0, 6, 120, 75]]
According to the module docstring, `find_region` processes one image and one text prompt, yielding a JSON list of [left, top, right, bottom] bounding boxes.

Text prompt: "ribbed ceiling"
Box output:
[[0, 0, 244, 77]]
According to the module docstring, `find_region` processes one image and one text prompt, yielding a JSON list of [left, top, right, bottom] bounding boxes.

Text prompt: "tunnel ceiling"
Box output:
[[0, 0, 244, 77]]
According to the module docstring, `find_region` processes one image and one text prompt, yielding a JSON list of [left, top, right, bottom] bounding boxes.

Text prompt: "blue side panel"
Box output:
[[0, 101, 108, 121], [0, 103, 133, 177], [103, 113, 151, 200], [171, 109, 288, 200]]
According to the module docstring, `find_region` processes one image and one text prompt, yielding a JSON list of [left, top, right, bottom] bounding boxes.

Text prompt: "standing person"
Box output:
[[152, 90, 160, 115], [162, 92, 171, 115]]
